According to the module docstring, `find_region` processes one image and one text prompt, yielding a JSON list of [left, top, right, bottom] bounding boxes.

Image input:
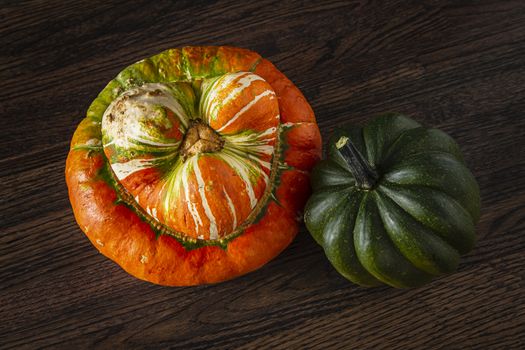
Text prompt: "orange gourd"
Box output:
[[66, 46, 321, 286]]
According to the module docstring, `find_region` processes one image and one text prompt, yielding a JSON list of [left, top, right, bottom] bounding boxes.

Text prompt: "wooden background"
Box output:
[[1, 1, 524, 349]]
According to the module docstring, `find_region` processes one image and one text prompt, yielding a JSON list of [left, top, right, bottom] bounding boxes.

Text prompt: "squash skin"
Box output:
[[304, 114, 480, 288], [66, 46, 321, 286]]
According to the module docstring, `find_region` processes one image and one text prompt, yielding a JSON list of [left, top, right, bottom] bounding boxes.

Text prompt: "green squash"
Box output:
[[304, 114, 481, 288]]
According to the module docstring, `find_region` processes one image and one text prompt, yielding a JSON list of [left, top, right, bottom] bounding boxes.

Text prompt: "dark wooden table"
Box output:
[[2, 1, 524, 349]]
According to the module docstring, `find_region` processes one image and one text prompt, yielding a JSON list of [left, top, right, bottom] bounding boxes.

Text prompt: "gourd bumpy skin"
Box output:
[[99, 73, 281, 243], [304, 114, 480, 288]]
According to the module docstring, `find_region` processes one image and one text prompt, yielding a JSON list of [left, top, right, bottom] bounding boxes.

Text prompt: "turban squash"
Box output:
[[66, 46, 322, 286], [304, 114, 480, 288]]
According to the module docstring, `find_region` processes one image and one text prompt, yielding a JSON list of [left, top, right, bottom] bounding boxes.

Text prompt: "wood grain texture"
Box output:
[[1, 0, 524, 349]]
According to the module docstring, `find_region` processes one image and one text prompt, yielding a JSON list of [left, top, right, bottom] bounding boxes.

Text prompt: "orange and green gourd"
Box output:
[[66, 46, 322, 286]]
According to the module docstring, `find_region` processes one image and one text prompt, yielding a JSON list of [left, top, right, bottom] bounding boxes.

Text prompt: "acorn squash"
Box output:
[[304, 114, 480, 288]]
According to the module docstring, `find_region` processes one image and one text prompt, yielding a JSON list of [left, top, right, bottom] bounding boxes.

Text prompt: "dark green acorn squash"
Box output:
[[304, 114, 480, 288]]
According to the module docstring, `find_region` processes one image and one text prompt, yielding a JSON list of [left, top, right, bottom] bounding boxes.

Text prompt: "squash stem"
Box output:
[[336, 136, 378, 190]]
